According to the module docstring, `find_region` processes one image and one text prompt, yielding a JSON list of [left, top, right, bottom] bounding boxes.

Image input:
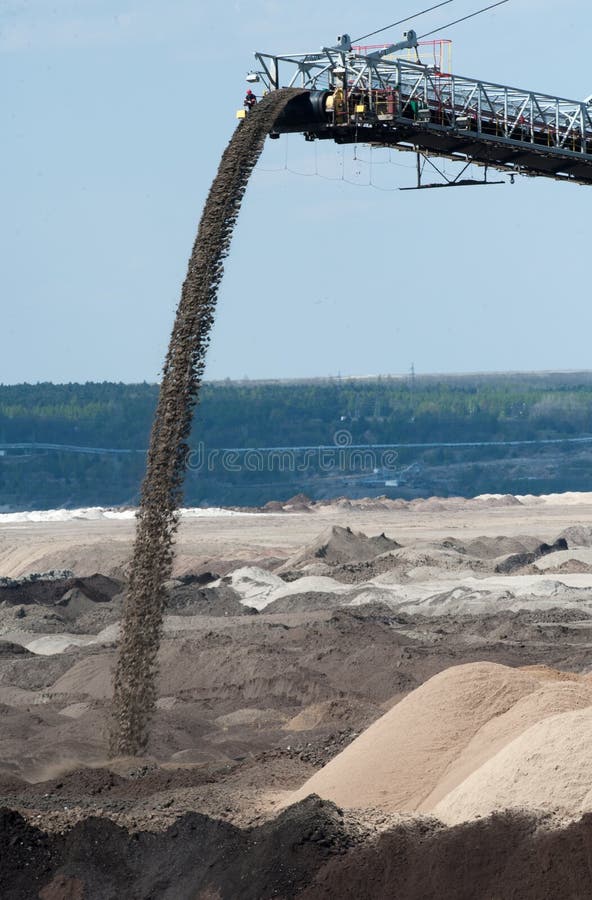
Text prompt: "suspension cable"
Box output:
[[353, 0, 456, 44], [419, 0, 509, 39]]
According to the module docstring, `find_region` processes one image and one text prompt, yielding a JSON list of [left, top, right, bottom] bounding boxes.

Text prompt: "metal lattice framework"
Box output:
[[253, 46, 592, 185]]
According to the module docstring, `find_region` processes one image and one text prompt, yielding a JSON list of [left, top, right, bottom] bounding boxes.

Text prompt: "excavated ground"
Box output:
[[3, 498, 592, 897]]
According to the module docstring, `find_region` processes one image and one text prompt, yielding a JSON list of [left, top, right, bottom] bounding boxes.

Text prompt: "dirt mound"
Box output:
[[385, 545, 480, 576], [0, 641, 33, 658], [278, 526, 399, 574], [0, 798, 357, 900], [544, 558, 592, 574], [263, 591, 346, 614], [166, 583, 257, 617], [559, 524, 592, 547], [302, 811, 592, 900], [0, 702, 111, 779], [0, 573, 121, 608], [495, 538, 568, 574], [283, 493, 314, 511], [52, 654, 116, 700], [464, 535, 542, 559], [285, 698, 382, 734], [4, 801, 592, 899], [435, 705, 592, 824], [290, 663, 544, 812]]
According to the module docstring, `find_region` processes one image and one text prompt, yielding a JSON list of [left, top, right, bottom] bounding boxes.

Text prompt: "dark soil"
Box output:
[[495, 538, 569, 573], [0, 574, 121, 607], [3, 801, 592, 899], [303, 810, 592, 900], [165, 583, 257, 617]]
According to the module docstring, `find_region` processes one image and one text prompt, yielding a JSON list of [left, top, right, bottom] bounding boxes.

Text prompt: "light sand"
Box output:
[[4, 492, 592, 580], [434, 706, 592, 824], [290, 663, 545, 811], [290, 662, 592, 823]]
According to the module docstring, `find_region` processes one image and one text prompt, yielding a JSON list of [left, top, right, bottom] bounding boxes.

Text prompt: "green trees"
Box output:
[[1, 373, 592, 509]]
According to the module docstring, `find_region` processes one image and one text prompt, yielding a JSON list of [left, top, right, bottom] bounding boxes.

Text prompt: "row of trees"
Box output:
[[2, 375, 592, 450], [1, 375, 592, 509]]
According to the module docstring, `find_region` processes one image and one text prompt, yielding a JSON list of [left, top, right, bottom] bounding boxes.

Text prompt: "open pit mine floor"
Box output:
[[3, 493, 592, 898]]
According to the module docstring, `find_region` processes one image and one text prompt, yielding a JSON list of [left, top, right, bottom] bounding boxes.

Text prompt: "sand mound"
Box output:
[[385, 545, 477, 575], [166, 582, 256, 617], [51, 654, 115, 700], [0, 573, 121, 608], [463, 535, 542, 559], [215, 708, 288, 729], [263, 592, 346, 614], [434, 706, 592, 824], [284, 698, 381, 733], [534, 548, 592, 572], [225, 567, 351, 611], [290, 663, 592, 815], [544, 559, 592, 574], [420, 676, 592, 811], [407, 585, 519, 617], [559, 524, 592, 547], [494, 539, 568, 574], [289, 663, 544, 811], [278, 526, 399, 574], [222, 567, 286, 610]]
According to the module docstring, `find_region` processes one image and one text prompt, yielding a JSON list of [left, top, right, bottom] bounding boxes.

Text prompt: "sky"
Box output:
[[2, 0, 590, 384]]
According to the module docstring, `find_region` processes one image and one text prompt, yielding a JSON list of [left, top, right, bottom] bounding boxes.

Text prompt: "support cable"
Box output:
[[419, 0, 509, 39], [354, 0, 510, 46], [353, 0, 456, 44]]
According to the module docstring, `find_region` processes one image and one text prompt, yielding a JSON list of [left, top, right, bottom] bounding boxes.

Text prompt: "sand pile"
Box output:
[[290, 663, 544, 811], [165, 581, 255, 617], [494, 538, 568, 574], [421, 676, 592, 811], [534, 547, 592, 571], [52, 654, 115, 700], [381, 544, 481, 577], [278, 526, 399, 573], [284, 698, 382, 733], [434, 706, 592, 824], [289, 662, 592, 821], [223, 566, 351, 611], [559, 524, 592, 547], [366, 572, 592, 617], [463, 535, 543, 559], [0, 574, 121, 608], [222, 567, 286, 610]]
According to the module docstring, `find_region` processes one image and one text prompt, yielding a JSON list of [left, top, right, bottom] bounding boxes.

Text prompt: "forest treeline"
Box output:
[[2, 373, 592, 449], [1, 374, 592, 509]]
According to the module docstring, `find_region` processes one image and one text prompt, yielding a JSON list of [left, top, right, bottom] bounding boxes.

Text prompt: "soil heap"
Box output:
[[289, 662, 592, 817]]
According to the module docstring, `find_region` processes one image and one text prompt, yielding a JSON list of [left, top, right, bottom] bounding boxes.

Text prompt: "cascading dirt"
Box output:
[[110, 89, 303, 756]]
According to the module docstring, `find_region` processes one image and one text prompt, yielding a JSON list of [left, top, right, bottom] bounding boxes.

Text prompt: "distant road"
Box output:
[[2, 435, 592, 456], [0, 443, 144, 455]]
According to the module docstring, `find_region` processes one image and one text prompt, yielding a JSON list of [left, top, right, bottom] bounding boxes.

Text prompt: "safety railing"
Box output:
[[254, 50, 592, 157]]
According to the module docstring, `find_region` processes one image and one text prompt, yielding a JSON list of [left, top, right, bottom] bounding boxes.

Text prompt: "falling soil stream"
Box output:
[[110, 89, 302, 756]]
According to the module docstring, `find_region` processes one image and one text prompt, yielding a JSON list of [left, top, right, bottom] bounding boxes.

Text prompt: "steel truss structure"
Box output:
[[253, 46, 592, 185]]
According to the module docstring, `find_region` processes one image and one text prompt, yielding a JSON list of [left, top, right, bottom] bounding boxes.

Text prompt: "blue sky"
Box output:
[[2, 0, 590, 383]]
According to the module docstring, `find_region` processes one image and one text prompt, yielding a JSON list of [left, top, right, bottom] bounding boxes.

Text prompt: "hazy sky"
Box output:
[[2, 0, 590, 383]]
